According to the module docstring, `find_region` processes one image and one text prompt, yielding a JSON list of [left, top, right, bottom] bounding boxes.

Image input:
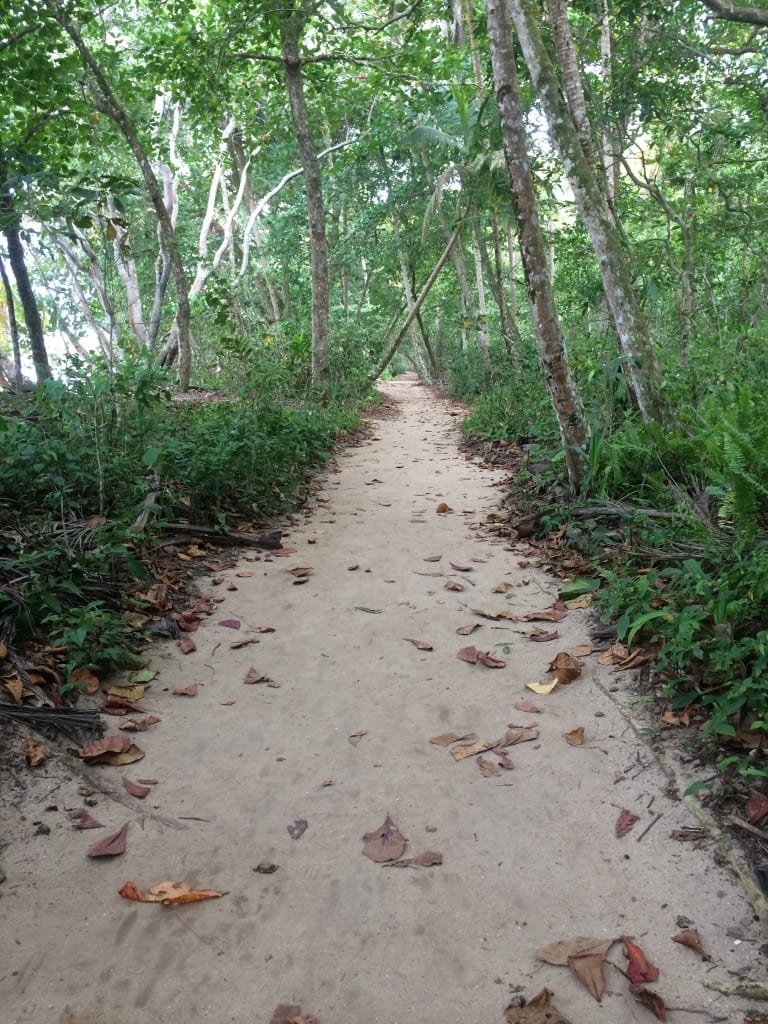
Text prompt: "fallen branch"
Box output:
[[157, 524, 283, 549]]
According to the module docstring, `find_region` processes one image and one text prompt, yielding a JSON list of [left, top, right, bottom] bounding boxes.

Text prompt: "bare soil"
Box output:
[[1, 379, 764, 1024]]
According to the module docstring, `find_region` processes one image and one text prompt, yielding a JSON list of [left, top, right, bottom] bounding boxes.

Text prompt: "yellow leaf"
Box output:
[[107, 684, 147, 702], [526, 681, 559, 694]]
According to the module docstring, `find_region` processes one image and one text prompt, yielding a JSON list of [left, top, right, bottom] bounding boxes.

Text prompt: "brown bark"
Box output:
[[698, 0, 768, 25], [486, 0, 589, 492], [0, 253, 23, 391]]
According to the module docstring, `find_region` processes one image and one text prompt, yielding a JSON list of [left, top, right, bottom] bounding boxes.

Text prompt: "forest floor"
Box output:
[[1, 378, 766, 1024]]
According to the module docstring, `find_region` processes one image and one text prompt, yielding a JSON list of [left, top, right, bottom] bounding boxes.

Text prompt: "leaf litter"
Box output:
[[362, 815, 406, 862], [504, 988, 573, 1024], [87, 823, 129, 858], [404, 637, 433, 651], [119, 880, 226, 904]]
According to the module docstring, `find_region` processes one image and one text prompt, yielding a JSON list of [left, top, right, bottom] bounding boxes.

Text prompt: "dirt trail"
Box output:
[[1, 380, 763, 1024]]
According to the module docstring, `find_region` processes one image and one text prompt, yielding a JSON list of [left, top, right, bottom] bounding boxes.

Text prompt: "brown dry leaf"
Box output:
[[502, 725, 539, 746], [473, 608, 517, 621], [530, 630, 559, 643], [597, 641, 630, 666], [71, 667, 100, 694], [564, 594, 592, 610], [122, 776, 151, 799], [80, 735, 132, 760], [386, 850, 443, 868], [287, 818, 308, 840], [423, 554, 442, 562], [451, 738, 497, 760], [430, 731, 474, 746], [492, 581, 513, 593], [548, 652, 582, 683], [404, 638, 434, 651], [572, 643, 593, 657], [348, 730, 367, 746], [269, 1005, 318, 1024], [504, 988, 574, 1024], [526, 681, 559, 695], [100, 696, 139, 716], [661, 710, 685, 727], [495, 749, 515, 770], [669, 827, 709, 842], [289, 566, 314, 578], [177, 635, 196, 654], [254, 625, 276, 634], [119, 716, 160, 732], [243, 667, 269, 685], [456, 623, 480, 636], [514, 699, 542, 714], [616, 809, 640, 838], [236, 571, 253, 578], [24, 738, 49, 766], [444, 579, 465, 592], [0, 640, 7, 660], [477, 651, 506, 668], [449, 561, 472, 572], [107, 683, 147, 702], [622, 936, 660, 984], [568, 952, 606, 1002], [457, 645, 479, 664], [435, 503, 453, 514], [173, 684, 198, 697], [362, 815, 406, 862], [119, 880, 226, 904], [672, 929, 710, 960], [230, 637, 260, 650], [565, 727, 585, 747], [515, 602, 567, 623], [478, 756, 500, 778], [4, 674, 23, 702], [87, 823, 128, 858], [747, 790, 768, 825], [536, 937, 616, 966], [615, 649, 652, 671], [631, 987, 667, 1021], [70, 809, 103, 830]]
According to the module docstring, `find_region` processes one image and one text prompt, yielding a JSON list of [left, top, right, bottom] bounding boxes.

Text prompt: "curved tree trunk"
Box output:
[[486, 0, 589, 492]]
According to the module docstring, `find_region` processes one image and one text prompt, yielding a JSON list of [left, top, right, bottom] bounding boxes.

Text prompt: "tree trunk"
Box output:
[[486, 0, 589, 492], [0, 160, 52, 382], [507, 0, 672, 428], [0, 253, 23, 391], [44, 3, 193, 390], [281, 7, 331, 385]]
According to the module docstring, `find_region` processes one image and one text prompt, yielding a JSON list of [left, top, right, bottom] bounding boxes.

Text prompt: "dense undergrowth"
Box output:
[[0, 354, 370, 680], [452, 334, 768, 786]]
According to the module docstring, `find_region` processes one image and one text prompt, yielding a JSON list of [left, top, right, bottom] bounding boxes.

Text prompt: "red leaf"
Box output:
[[671, 929, 710, 960], [70, 809, 104, 829], [457, 645, 478, 664], [615, 809, 640, 838], [80, 735, 132, 760], [122, 776, 151, 799], [622, 937, 660, 984], [87, 822, 128, 858], [178, 635, 197, 654]]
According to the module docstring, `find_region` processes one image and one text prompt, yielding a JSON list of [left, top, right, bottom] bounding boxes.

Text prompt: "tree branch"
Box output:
[[698, 0, 768, 26]]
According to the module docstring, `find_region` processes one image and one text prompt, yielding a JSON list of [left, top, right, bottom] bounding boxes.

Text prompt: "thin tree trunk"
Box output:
[[45, 2, 193, 390], [0, 253, 23, 392], [281, 8, 331, 385], [472, 236, 492, 378], [486, 0, 589, 492], [507, 0, 671, 428]]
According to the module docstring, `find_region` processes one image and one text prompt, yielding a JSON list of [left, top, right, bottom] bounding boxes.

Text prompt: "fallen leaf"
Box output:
[[289, 566, 314, 578], [568, 952, 605, 1002], [672, 929, 710, 960], [87, 823, 128, 858], [457, 645, 478, 664], [502, 725, 539, 745], [404, 638, 433, 651], [622, 936, 660, 984], [218, 618, 241, 629], [423, 554, 442, 562], [515, 602, 567, 623], [24, 738, 49, 767], [100, 696, 139, 716], [385, 850, 442, 868], [173, 684, 198, 697], [430, 731, 474, 746], [179, 635, 197, 654], [631, 987, 667, 1021], [514, 699, 542, 713], [444, 579, 465, 592], [492, 581, 513, 593], [80, 735, 131, 760], [269, 1005, 317, 1024], [362, 815, 406, 862], [255, 862, 278, 874], [504, 988, 573, 1024], [565, 727, 585, 746], [597, 641, 630, 666], [107, 683, 147, 702], [435, 503, 453, 514], [348, 730, 367, 746], [230, 637, 260, 650], [71, 667, 100, 694], [477, 651, 506, 668], [130, 669, 158, 684], [746, 790, 768, 825], [530, 630, 559, 643], [244, 667, 270, 685], [548, 652, 582, 683], [564, 594, 592, 610], [456, 623, 481, 635], [473, 608, 517, 621], [119, 716, 160, 732], [320, 779, 335, 787], [669, 827, 709, 842], [451, 739, 496, 760], [616, 810, 640, 838], [450, 561, 472, 572], [287, 818, 308, 840], [526, 681, 558, 695], [3, 675, 23, 702], [478, 756, 500, 777], [572, 644, 593, 657], [119, 880, 225, 904], [70, 809, 103, 829], [122, 777, 151, 799], [495, 750, 515, 770], [536, 937, 616, 966], [355, 606, 382, 614], [236, 571, 253, 578], [254, 626, 276, 634]]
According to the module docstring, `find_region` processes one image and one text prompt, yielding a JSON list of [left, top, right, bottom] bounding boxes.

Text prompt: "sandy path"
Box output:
[[1, 380, 763, 1024]]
